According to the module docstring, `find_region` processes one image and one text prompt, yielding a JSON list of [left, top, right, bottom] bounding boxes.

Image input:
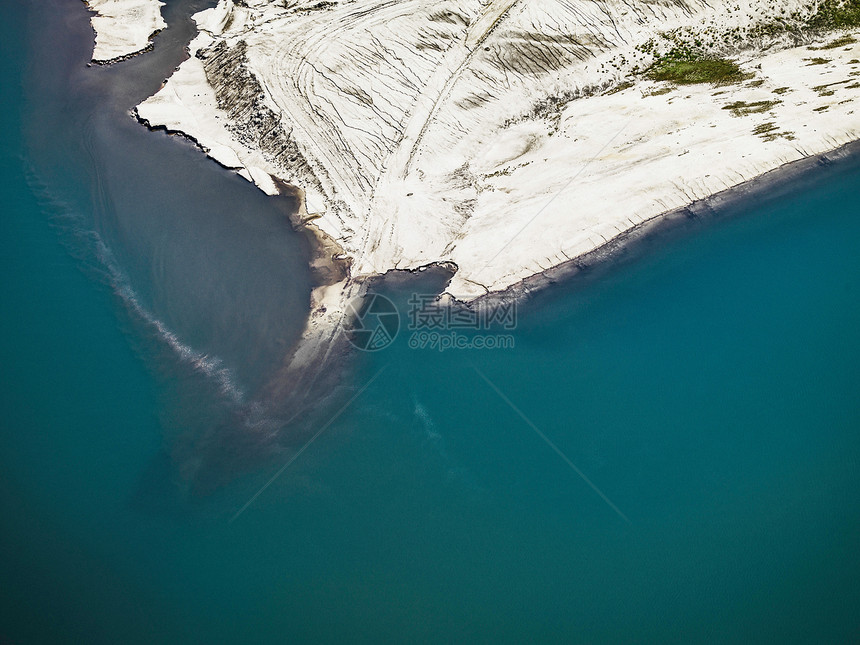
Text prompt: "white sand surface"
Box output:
[[86, 0, 166, 63], [134, 0, 860, 300]]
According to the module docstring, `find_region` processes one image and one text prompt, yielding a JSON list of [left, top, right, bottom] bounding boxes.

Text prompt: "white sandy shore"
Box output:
[[87, 0, 860, 377], [85, 0, 166, 63], [134, 0, 860, 304]]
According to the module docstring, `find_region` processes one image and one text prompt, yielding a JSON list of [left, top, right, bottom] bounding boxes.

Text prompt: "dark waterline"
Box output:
[[2, 1, 859, 643]]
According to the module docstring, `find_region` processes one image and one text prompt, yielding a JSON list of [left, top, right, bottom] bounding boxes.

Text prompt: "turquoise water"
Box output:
[[2, 1, 859, 643]]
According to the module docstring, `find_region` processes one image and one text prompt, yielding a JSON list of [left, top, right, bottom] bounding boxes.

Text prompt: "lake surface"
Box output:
[[1, 1, 858, 642]]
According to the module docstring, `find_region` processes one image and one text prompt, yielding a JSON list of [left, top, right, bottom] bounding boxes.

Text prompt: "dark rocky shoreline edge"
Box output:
[[424, 137, 860, 312]]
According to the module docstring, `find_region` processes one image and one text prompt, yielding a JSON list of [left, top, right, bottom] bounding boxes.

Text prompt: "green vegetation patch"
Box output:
[[813, 81, 848, 95], [753, 122, 778, 136], [806, 0, 860, 30], [806, 57, 832, 65], [646, 50, 749, 85], [752, 122, 796, 142], [814, 105, 831, 111], [722, 100, 781, 117], [773, 87, 791, 95]]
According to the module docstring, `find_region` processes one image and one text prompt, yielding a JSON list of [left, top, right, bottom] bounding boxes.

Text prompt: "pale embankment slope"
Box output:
[[133, 0, 860, 304], [85, 0, 166, 63]]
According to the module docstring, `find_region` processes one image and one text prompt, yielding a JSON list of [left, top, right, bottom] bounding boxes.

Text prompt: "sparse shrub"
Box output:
[[646, 49, 749, 85]]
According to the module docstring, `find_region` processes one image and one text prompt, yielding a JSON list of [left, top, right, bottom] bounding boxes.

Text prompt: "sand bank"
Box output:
[[85, 0, 165, 63]]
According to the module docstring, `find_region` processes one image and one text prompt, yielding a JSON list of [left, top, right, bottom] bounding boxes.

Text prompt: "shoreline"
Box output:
[[134, 106, 351, 288], [469, 137, 860, 309], [340, 135, 860, 314], [86, 0, 860, 364], [136, 83, 860, 317], [88, 37, 159, 66], [131, 0, 860, 302]]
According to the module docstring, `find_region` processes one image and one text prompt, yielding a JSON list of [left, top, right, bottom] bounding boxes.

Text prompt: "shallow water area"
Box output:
[[22, 0, 320, 480]]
